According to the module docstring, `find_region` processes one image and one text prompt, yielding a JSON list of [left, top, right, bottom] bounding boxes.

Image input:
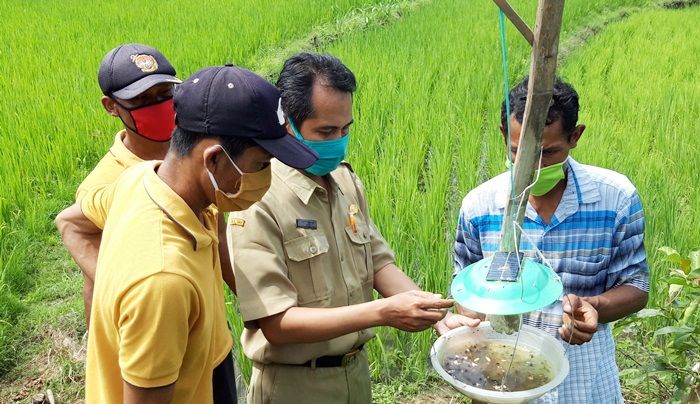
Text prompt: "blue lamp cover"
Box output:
[[451, 255, 563, 315]]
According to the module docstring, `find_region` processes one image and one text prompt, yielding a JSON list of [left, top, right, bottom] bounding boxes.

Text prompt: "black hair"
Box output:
[[501, 76, 580, 138], [169, 127, 255, 158], [276, 52, 356, 125]]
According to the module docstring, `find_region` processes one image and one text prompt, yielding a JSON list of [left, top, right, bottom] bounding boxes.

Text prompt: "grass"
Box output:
[[1, 0, 698, 402]]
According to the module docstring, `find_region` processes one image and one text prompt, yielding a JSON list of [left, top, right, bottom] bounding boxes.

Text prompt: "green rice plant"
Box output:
[[560, 7, 700, 400]]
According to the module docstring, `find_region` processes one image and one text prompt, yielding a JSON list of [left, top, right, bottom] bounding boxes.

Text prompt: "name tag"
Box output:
[[296, 219, 317, 230], [230, 218, 246, 227]]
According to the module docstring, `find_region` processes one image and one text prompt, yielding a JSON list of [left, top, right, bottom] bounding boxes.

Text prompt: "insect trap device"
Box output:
[[451, 251, 563, 335], [430, 252, 569, 403], [431, 0, 574, 398]]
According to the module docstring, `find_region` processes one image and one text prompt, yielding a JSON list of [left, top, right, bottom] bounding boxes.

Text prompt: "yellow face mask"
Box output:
[[207, 145, 271, 212]]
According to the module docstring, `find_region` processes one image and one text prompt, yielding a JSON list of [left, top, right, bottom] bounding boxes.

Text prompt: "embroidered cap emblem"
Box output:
[[131, 54, 158, 73]]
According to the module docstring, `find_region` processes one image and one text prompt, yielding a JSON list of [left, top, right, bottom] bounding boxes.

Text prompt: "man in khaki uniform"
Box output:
[[228, 53, 476, 403]]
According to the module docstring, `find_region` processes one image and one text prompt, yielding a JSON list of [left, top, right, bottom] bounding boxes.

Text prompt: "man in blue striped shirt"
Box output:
[[454, 77, 649, 403]]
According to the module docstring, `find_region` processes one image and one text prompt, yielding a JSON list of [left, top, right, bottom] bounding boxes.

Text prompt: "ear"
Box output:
[[500, 124, 509, 145], [568, 124, 586, 149], [202, 144, 222, 172], [101, 96, 119, 117]]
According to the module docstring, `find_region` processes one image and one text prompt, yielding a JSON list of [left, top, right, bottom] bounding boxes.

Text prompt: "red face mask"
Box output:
[[120, 98, 176, 142]]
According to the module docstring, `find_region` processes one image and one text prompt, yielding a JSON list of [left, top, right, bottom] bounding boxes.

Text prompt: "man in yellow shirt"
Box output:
[[228, 52, 476, 403], [74, 43, 181, 326], [56, 65, 318, 403], [72, 44, 237, 328]]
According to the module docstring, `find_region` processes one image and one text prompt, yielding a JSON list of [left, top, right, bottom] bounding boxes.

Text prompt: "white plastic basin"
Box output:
[[430, 322, 569, 404]]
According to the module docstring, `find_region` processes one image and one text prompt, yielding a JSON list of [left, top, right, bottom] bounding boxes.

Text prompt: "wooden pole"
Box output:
[[492, 0, 534, 46], [499, 0, 565, 252]]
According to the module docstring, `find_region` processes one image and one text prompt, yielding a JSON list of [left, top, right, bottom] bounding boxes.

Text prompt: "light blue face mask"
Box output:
[[288, 118, 350, 176]]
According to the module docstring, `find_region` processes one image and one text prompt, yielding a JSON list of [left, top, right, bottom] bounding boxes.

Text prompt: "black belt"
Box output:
[[299, 345, 364, 368]]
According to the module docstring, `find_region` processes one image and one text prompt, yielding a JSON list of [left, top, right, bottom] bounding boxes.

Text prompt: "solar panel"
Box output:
[[485, 251, 524, 282]]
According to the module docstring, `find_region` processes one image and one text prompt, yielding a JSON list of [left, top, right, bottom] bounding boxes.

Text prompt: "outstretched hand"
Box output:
[[381, 290, 454, 332]]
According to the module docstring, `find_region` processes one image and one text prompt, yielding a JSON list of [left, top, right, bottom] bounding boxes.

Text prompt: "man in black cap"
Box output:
[[56, 65, 317, 404], [74, 43, 182, 327]]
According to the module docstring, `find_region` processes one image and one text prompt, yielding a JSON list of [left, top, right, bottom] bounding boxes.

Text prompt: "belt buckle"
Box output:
[[341, 347, 361, 366]]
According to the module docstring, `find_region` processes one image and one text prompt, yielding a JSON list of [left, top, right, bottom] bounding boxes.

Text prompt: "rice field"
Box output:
[[0, 0, 388, 379], [1, 0, 698, 401]]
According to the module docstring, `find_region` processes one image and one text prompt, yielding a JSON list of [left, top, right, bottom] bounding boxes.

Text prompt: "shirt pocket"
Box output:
[[283, 234, 331, 306], [344, 221, 373, 284]]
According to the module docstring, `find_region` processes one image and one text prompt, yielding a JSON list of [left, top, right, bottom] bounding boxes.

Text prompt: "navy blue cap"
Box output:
[[174, 65, 318, 169], [98, 43, 181, 100]]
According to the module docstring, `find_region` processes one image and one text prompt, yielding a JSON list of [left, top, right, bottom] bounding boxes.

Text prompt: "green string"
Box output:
[[499, 9, 514, 204]]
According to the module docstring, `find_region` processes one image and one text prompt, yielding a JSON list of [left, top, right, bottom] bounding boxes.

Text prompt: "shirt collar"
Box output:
[[109, 129, 143, 167], [272, 159, 344, 204], [567, 157, 600, 204], [142, 161, 215, 251]]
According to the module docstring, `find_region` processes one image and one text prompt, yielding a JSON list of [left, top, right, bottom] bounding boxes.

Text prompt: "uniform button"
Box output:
[[309, 245, 318, 254]]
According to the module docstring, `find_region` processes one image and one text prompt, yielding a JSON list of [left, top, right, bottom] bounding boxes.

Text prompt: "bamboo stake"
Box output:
[[499, 0, 565, 252]]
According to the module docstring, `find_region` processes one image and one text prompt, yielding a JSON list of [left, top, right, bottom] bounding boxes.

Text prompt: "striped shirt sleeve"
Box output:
[[607, 190, 650, 292]]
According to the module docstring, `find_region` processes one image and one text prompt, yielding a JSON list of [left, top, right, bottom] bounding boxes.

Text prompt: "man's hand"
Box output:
[[433, 311, 481, 335], [559, 293, 598, 345], [380, 290, 453, 332]]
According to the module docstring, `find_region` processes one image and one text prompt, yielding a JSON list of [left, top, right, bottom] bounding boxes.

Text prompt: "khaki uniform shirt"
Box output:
[[228, 159, 395, 364]]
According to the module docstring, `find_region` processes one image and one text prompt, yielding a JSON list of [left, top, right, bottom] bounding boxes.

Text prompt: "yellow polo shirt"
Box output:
[[228, 159, 395, 365], [81, 161, 232, 404], [75, 130, 142, 200]]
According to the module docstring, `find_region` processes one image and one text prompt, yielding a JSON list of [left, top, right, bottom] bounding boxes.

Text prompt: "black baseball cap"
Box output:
[[98, 43, 181, 100], [174, 65, 318, 169]]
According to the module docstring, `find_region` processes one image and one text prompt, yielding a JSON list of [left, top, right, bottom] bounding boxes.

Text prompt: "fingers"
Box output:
[[562, 293, 582, 314], [419, 298, 454, 310], [433, 321, 450, 336], [419, 308, 449, 322], [560, 299, 598, 344], [574, 301, 599, 333], [455, 304, 486, 321], [445, 313, 480, 329], [559, 322, 595, 345]]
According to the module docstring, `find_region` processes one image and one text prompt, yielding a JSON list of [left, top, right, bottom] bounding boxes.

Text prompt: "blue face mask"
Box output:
[[288, 118, 350, 176]]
